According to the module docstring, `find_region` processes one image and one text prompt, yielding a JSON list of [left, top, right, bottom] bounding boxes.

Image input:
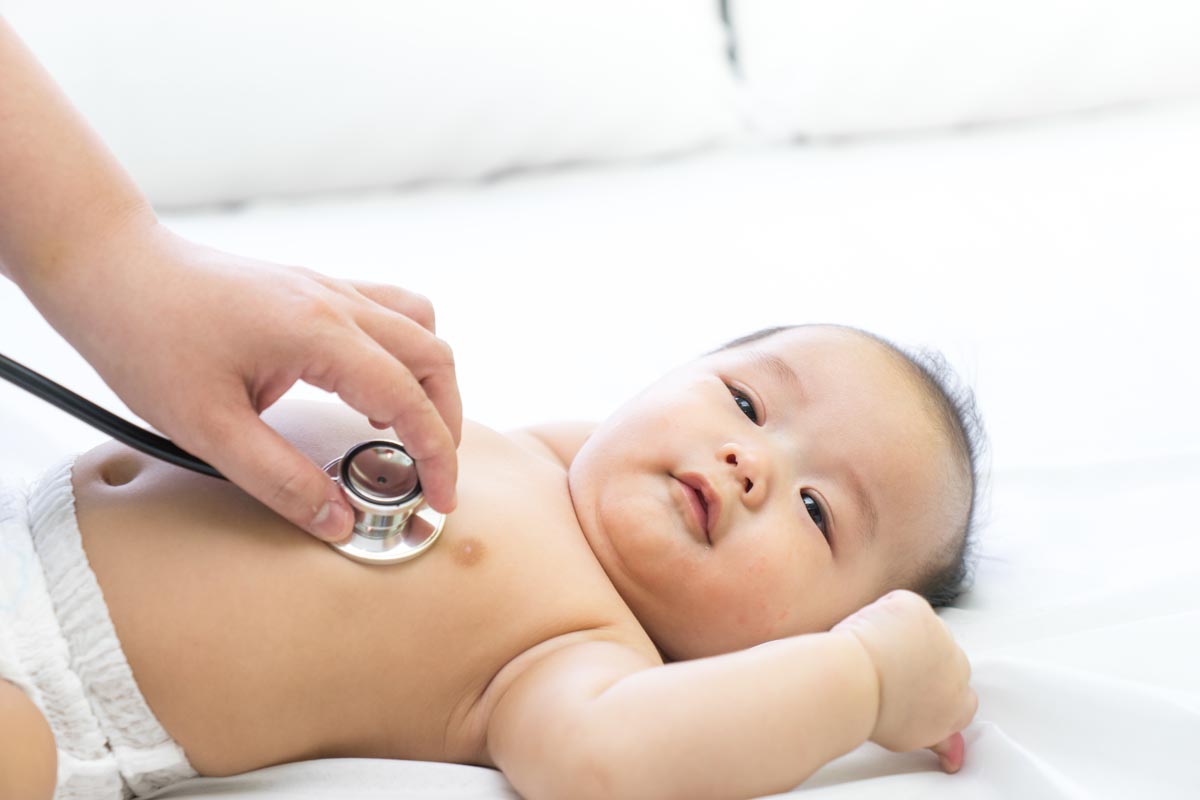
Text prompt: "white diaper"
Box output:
[[0, 459, 197, 799]]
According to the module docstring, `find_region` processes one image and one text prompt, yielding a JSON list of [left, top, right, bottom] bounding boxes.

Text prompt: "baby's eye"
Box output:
[[727, 385, 758, 424], [803, 493, 828, 538]]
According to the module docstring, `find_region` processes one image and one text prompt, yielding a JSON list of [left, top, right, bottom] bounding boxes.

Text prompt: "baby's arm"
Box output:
[[489, 633, 876, 799], [488, 590, 975, 800]]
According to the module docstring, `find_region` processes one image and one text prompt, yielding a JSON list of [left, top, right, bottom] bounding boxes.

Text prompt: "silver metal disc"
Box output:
[[328, 503, 446, 565], [323, 453, 446, 565], [342, 441, 419, 504]]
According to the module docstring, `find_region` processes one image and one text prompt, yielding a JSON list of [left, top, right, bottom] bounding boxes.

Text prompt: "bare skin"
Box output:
[[10, 327, 976, 799], [72, 408, 658, 775]]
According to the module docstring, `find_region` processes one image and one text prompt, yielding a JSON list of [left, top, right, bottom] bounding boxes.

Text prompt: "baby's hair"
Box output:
[[714, 324, 987, 609]]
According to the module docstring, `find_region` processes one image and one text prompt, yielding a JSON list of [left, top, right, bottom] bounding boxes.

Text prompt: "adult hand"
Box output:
[[38, 218, 462, 541], [0, 17, 459, 541]]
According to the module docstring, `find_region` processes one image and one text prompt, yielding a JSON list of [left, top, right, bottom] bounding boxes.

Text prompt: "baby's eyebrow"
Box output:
[[841, 463, 879, 549], [747, 349, 804, 397]]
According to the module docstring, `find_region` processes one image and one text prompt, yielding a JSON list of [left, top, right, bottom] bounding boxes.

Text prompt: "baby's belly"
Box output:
[[71, 433, 631, 776]]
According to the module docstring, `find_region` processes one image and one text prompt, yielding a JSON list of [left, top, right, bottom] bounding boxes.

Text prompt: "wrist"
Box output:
[[12, 197, 158, 308], [17, 203, 163, 347], [829, 629, 882, 744]]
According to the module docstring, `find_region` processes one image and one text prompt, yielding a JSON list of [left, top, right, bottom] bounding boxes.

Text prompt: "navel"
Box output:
[[451, 536, 486, 568], [99, 454, 142, 487]]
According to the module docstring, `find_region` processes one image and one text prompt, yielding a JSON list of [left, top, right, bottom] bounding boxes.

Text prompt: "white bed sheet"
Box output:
[[2, 99, 1199, 798]]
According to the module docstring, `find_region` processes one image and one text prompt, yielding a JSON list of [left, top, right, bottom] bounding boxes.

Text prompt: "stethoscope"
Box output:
[[0, 352, 445, 565]]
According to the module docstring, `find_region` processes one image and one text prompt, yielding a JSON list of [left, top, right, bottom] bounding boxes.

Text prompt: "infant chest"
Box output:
[[316, 424, 641, 759], [71, 421, 640, 767], [354, 425, 630, 667]]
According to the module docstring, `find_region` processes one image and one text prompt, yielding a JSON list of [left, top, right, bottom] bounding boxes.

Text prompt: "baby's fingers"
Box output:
[[929, 732, 965, 773]]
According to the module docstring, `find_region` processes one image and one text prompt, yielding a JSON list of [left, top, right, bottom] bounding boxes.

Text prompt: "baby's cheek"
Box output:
[[702, 563, 790, 644], [745, 545, 816, 633]]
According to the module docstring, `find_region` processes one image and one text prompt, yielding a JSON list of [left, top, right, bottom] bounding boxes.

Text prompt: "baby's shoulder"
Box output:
[[505, 421, 598, 468]]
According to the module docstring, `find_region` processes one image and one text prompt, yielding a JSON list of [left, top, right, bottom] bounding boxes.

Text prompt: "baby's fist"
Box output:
[[832, 590, 976, 755]]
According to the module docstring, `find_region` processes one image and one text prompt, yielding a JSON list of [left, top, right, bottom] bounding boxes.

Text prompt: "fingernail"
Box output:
[[312, 500, 352, 541]]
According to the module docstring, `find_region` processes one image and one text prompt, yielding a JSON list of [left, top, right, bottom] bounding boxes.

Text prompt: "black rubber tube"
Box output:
[[0, 351, 226, 480]]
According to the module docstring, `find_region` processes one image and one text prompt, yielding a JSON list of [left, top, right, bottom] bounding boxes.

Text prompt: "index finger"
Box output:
[[358, 308, 462, 448], [319, 338, 459, 513]]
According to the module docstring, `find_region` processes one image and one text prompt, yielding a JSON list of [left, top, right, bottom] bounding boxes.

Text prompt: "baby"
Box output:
[[0, 323, 983, 800]]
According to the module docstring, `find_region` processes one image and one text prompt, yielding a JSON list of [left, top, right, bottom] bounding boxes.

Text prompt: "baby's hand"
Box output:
[[832, 590, 977, 769]]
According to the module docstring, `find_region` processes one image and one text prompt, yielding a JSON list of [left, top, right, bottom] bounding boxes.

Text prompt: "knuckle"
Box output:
[[292, 292, 337, 329], [289, 280, 346, 325], [406, 292, 436, 330], [410, 416, 454, 461], [407, 336, 455, 381], [290, 264, 324, 282], [430, 336, 455, 370], [305, 269, 353, 296], [414, 412, 453, 455], [268, 465, 318, 519], [299, 345, 348, 392]]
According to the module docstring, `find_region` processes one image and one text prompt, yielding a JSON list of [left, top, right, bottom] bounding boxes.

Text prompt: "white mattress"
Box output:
[[2, 99, 1198, 798]]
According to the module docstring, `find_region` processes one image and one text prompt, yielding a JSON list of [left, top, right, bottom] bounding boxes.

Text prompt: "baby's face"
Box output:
[[569, 326, 962, 660]]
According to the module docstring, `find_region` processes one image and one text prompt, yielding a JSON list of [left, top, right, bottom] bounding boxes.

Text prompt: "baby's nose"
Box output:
[[718, 444, 768, 509]]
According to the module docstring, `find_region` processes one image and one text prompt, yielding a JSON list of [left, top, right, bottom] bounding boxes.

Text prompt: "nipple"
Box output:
[[452, 537, 486, 568]]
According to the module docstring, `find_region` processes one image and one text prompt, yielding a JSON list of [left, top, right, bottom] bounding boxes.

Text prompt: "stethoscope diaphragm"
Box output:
[[322, 440, 446, 565]]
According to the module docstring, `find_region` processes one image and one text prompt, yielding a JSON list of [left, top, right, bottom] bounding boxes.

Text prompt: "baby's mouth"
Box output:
[[673, 475, 711, 545]]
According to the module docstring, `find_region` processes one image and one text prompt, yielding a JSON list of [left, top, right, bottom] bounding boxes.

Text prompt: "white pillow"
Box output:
[[730, 0, 1200, 139], [2, 1, 739, 208]]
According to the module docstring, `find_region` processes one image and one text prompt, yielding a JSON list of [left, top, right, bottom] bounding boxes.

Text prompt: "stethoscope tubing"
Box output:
[[1, 351, 447, 564], [0, 351, 225, 481]]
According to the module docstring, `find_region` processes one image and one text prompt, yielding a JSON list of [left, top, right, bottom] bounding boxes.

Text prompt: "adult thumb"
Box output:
[[929, 731, 965, 773], [193, 408, 354, 541]]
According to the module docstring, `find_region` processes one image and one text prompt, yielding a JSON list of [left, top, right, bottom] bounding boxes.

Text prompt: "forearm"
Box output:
[[0, 16, 154, 300], [583, 631, 879, 799]]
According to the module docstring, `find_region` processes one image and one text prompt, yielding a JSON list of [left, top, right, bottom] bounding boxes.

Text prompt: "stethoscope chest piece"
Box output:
[[323, 440, 446, 565]]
